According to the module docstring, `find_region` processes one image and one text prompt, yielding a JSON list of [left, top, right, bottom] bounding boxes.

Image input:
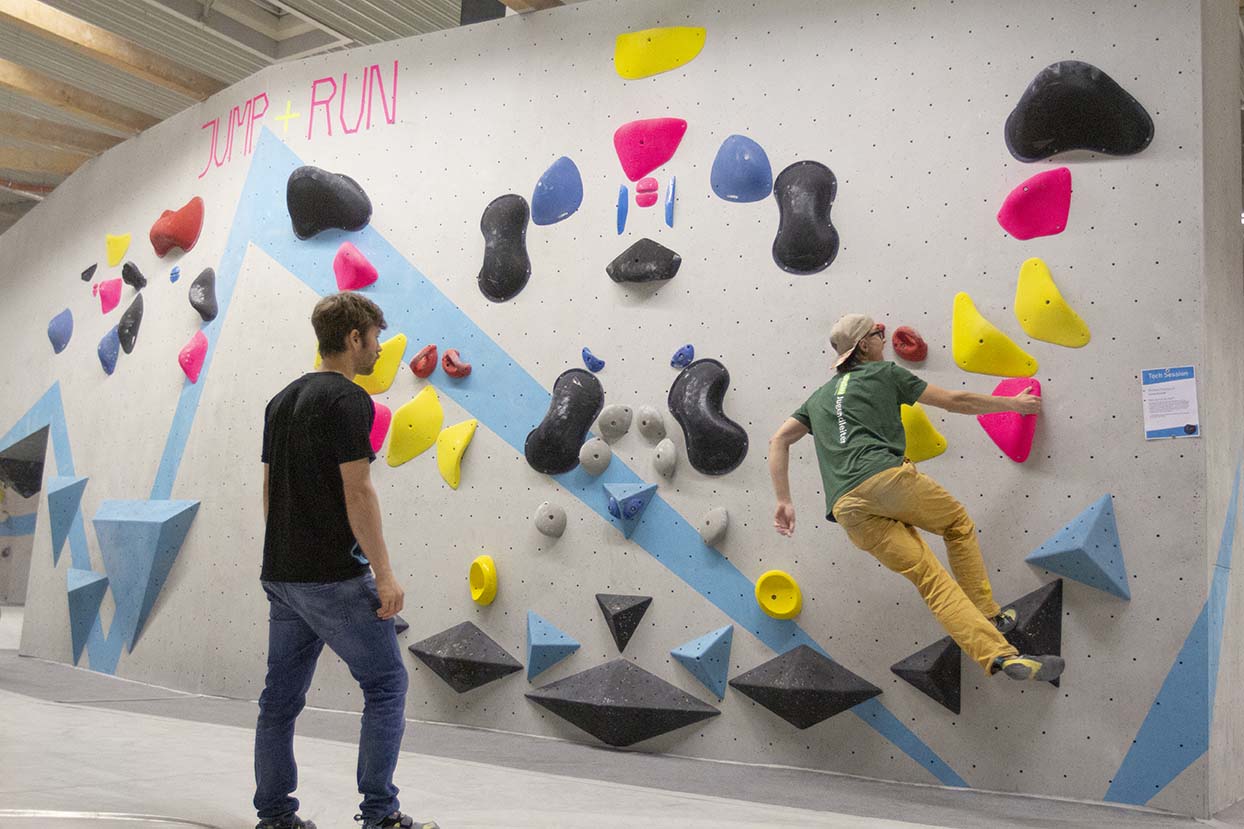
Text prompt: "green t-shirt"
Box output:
[[792, 361, 928, 522]]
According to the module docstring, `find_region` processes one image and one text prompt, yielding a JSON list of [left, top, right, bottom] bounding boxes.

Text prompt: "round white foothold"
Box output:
[[597, 404, 633, 443], [534, 501, 567, 538], [636, 405, 667, 443], [699, 506, 729, 546], [578, 437, 612, 476], [654, 437, 677, 478]]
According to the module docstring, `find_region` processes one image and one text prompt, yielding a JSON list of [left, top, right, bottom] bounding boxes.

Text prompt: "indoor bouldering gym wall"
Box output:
[[0, 0, 1241, 820]]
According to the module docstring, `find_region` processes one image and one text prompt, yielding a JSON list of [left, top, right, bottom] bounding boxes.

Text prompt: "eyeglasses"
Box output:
[[867, 329, 885, 341]]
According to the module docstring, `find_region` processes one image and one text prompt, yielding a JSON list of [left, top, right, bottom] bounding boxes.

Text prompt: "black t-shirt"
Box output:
[[261, 372, 375, 582]]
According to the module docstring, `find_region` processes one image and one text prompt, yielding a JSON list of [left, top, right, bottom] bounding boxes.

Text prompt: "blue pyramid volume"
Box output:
[[671, 624, 733, 700], [1025, 494, 1129, 600], [66, 568, 108, 664], [602, 482, 658, 538], [526, 611, 581, 680], [46, 475, 88, 565]]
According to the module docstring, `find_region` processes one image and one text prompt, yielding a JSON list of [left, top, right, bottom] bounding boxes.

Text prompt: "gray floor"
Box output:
[[3, 630, 1244, 829]]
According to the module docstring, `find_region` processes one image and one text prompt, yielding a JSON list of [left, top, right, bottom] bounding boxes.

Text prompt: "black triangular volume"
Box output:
[[408, 621, 522, 693], [595, 593, 652, 653], [729, 645, 882, 729], [526, 659, 719, 747], [890, 636, 961, 714], [0, 426, 50, 498], [1003, 579, 1064, 687], [393, 614, 409, 635]]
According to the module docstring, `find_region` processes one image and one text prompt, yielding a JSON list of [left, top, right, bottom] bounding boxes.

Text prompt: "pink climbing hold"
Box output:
[[98, 278, 122, 314], [370, 400, 392, 453], [978, 377, 1041, 463], [636, 177, 659, 208], [996, 167, 1071, 240], [613, 118, 688, 181], [179, 330, 208, 383], [333, 241, 378, 290]]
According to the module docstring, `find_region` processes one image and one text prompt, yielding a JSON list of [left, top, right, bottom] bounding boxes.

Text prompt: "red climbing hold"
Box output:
[[333, 241, 378, 290], [410, 344, 438, 378], [179, 330, 208, 383], [996, 168, 1071, 241], [149, 196, 205, 256], [442, 348, 472, 378], [614, 118, 688, 181], [892, 326, 928, 363], [98, 278, 122, 314]]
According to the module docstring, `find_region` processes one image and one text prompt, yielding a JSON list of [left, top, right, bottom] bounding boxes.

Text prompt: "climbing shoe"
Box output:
[[992, 654, 1065, 682], [991, 607, 1018, 634], [355, 812, 440, 829], [256, 816, 316, 829]]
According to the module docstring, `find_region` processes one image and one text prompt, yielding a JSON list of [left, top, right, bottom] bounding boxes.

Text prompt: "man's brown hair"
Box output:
[[312, 292, 387, 355]]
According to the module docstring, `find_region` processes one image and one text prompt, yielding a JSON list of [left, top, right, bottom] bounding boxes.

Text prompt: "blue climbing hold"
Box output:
[[526, 611, 581, 680], [671, 344, 694, 369], [47, 475, 88, 565], [582, 347, 605, 373], [664, 176, 676, 227], [1025, 494, 1129, 599], [602, 482, 658, 538], [617, 184, 629, 235], [531, 156, 584, 226], [710, 134, 773, 202], [67, 568, 108, 665], [47, 309, 73, 354], [97, 326, 120, 375], [170, 265, 181, 283], [671, 624, 733, 700]]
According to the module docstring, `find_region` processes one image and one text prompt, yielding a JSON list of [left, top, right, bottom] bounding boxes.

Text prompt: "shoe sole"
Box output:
[[1002, 656, 1065, 682]]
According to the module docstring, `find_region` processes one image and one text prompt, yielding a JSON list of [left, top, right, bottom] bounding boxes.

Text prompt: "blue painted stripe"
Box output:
[[0, 512, 36, 536], [1145, 425, 1197, 439]]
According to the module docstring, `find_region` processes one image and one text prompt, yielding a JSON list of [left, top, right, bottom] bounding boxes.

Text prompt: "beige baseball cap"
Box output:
[[830, 313, 877, 368]]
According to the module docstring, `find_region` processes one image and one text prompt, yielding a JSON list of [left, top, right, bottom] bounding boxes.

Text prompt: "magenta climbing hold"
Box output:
[[333, 242, 378, 290], [370, 400, 392, 453], [996, 167, 1071, 240], [978, 377, 1041, 463], [636, 177, 659, 208], [613, 118, 688, 181], [98, 278, 122, 314], [179, 330, 207, 383]]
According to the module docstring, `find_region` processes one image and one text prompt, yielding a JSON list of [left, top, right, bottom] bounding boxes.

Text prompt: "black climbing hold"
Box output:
[[891, 636, 961, 714], [121, 261, 147, 291], [0, 426, 49, 499], [595, 593, 652, 653], [80, 264, 97, 282], [393, 614, 409, 635], [1002, 579, 1064, 687], [286, 165, 373, 240], [477, 194, 531, 302], [524, 369, 605, 475], [189, 268, 218, 322], [526, 659, 719, 747], [667, 359, 748, 476], [1004, 61, 1154, 162], [117, 294, 143, 355], [771, 161, 838, 275], [408, 621, 523, 693], [606, 238, 681, 284], [729, 645, 881, 729]]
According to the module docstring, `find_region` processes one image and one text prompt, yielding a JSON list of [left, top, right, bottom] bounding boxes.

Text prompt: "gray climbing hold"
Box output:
[[653, 438, 677, 479], [534, 501, 567, 538], [596, 404, 632, 444], [636, 405, 666, 443], [699, 506, 729, 546], [578, 438, 611, 476]]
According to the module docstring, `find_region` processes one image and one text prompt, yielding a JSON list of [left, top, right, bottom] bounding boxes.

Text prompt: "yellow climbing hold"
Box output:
[[951, 292, 1038, 377], [387, 386, 443, 467], [469, 554, 498, 606], [614, 26, 707, 80], [105, 233, 131, 267], [900, 403, 947, 463], [1014, 258, 1091, 348], [436, 419, 478, 490], [755, 570, 802, 620], [354, 333, 407, 395]]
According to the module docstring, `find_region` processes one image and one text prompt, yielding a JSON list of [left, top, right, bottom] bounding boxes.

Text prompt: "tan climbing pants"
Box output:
[[832, 461, 1018, 674]]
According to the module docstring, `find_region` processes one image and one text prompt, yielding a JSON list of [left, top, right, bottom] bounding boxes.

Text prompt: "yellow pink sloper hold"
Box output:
[[900, 403, 947, 463], [105, 233, 131, 267], [1014, 258, 1091, 348], [355, 333, 407, 395], [952, 292, 1038, 377], [387, 385, 443, 467], [614, 26, 707, 80], [436, 419, 478, 490]]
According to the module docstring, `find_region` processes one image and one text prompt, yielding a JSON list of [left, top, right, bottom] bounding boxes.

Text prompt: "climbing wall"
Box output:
[[0, 0, 1239, 818]]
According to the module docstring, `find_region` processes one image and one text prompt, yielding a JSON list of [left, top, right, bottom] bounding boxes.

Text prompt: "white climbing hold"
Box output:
[[699, 506, 729, 546], [534, 501, 567, 538], [654, 437, 678, 478]]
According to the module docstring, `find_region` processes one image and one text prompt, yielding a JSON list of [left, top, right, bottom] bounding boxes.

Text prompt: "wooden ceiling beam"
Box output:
[[0, 110, 121, 155], [0, 144, 88, 176], [0, 58, 158, 135], [0, 0, 226, 100]]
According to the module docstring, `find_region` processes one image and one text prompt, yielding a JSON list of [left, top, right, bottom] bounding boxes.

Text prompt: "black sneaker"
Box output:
[[355, 812, 440, 829], [991, 607, 1018, 634], [256, 816, 316, 829], [992, 654, 1065, 682]]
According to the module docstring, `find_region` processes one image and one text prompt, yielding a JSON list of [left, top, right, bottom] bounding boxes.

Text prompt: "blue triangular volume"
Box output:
[[671, 624, 733, 700], [93, 499, 200, 651], [602, 482, 658, 538], [66, 568, 108, 665], [526, 611, 581, 681], [1025, 494, 1129, 600], [46, 475, 88, 565]]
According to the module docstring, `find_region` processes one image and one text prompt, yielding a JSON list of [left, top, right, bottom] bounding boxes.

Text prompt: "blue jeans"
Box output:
[[253, 573, 408, 822]]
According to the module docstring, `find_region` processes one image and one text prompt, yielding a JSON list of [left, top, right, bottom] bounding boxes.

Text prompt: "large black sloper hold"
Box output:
[[667, 359, 748, 476], [771, 161, 838, 275], [286, 165, 373, 239], [1004, 61, 1154, 162], [525, 369, 605, 474], [478, 194, 531, 302], [605, 238, 681, 284]]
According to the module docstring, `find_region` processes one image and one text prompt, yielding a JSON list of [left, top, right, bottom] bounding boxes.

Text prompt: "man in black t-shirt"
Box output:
[[253, 292, 438, 829]]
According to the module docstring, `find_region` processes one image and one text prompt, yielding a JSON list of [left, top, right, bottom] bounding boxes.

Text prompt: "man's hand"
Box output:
[[1012, 386, 1042, 415], [774, 501, 796, 537], [375, 572, 405, 619]]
